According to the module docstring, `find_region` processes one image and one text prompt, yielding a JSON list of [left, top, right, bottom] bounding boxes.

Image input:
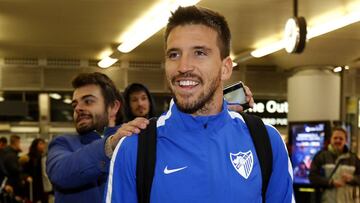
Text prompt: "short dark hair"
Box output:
[[332, 127, 348, 138], [72, 72, 124, 124], [10, 134, 20, 145], [0, 137, 7, 144], [165, 6, 231, 59]]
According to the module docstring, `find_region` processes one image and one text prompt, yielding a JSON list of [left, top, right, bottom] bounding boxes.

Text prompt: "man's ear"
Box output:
[[108, 100, 121, 125], [221, 56, 233, 81]]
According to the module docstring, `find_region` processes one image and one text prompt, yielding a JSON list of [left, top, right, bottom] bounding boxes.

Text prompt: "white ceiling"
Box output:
[[0, 0, 359, 69]]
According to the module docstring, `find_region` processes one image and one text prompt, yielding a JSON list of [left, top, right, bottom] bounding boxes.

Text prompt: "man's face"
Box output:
[[13, 139, 21, 151], [72, 84, 109, 134], [330, 130, 347, 152], [0, 142, 6, 149], [129, 91, 150, 118], [165, 24, 232, 115]]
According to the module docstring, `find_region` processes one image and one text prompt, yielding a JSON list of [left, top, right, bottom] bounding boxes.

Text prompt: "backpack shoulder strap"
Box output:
[[240, 112, 273, 203], [136, 118, 158, 203]]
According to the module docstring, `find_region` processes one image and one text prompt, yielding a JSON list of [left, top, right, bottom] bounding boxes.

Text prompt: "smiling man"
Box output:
[[309, 127, 360, 203], [46, 72, 130, 203], [105, 6, 294, 203]]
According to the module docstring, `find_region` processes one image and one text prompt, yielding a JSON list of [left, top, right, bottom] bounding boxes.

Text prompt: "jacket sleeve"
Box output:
[[308, 151, 332, 187], [348, 152, 360, 186], [3, 152, 21, 176], [46, 135, 110, 189], [264, 125, 295, 203], [104, 136, 138, 203]]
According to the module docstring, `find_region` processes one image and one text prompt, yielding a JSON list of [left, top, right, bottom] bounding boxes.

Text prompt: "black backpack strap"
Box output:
[[240, 112, 273, 203], [136, 118, 158, 203]]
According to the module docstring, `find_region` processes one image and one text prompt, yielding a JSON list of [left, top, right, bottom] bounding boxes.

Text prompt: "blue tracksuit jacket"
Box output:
[[105, 100, 294, 203], [47, 126, 118, 203]]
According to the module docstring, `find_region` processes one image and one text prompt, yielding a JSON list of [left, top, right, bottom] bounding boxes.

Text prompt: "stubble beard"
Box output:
[[76, 111, 109, 135], [171, 71, 221, 114]]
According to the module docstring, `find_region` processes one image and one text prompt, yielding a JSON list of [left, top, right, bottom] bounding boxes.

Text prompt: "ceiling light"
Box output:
[[49, 93, 62, 100], [249, 7, 360, 58], [344, 65, 350, 70], [63, 95, 72, 104], [307, 11, 360, 39], [10, 126, 39, 133], [333, 66, 342, 73], [251, 41, 285, 58], [0, 97, 4, 102], [117, 0, 201, 53], [98, 56, 119, 68]]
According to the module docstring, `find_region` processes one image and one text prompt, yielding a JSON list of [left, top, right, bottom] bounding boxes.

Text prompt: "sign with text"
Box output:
[[247, 99, 288, 126]]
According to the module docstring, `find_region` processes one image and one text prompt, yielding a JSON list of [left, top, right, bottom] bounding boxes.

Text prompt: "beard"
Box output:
[[170, 70, 221, 114], [75, 111, 109, 134]]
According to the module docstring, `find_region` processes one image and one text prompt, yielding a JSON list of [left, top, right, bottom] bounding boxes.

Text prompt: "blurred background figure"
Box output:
[[0, 137, 8, 149], [309, 127, 360, 203], [22, 138, 52, 203], [123, 83, 156, 121], [0, 134, 24, 202]]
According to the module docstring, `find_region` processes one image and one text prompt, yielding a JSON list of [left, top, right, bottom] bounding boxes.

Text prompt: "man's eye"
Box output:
[[84, 99, 94, 105], [167, 52, 179, 59], [195, 50, 206, 56]]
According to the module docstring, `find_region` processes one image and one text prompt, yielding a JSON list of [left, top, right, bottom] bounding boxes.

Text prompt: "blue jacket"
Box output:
[[105, 100, 294, 203], [47, 127, 118, 203]]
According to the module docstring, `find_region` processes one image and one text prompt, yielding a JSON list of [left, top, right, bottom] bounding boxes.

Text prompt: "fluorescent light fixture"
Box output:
[[98, 56, 119, 68], [333, 66, 342, 72], [251, 40, 285, 58], [63, 95, 72, 104], [0, 92, 4, 102], [250, 7, 360, 58], [49, 93, 62, 100], [49, 127, 76, 133], [117, 0, 200, 53], [10, 126, 39, 133], [307, 11, 360, 39]]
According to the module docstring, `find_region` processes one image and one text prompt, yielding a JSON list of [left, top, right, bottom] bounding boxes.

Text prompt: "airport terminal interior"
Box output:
[[0, 0, 360, 202]]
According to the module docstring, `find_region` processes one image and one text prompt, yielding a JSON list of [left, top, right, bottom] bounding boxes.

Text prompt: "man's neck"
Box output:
[[192, 98, 224, 116]]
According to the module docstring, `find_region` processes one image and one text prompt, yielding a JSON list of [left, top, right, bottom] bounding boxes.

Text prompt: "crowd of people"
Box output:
[[46, 6, 293, 203], [3, 5, 359, 203], [0, 135, 52, 203]]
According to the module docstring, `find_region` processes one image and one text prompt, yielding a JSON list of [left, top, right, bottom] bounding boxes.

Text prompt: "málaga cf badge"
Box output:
[[230, 150, 253, 179]]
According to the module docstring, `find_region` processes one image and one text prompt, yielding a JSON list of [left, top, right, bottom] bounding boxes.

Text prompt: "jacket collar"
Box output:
[[168, 99, 231, 132]]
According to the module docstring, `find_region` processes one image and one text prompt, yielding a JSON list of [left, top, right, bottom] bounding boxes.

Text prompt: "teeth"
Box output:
[[179, 80, 198, 86]]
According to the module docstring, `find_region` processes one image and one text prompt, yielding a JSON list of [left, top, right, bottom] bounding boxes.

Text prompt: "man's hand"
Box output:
[[227, 85, 254, 112], [105, 117, 150, 158], [332, 179, 345, 188], [4, 185, 13, 193], [341, 172, 353, 183]]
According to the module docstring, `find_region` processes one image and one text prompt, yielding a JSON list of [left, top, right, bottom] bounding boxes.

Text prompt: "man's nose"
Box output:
[[177, 54, 194, 73]]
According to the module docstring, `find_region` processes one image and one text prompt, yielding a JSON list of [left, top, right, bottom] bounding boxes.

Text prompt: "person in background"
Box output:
[[0, 136, 8, 182], [0, 136, 14, 200], [1, 135, 24, 201], [105, 6, 293, 203], [123, 83, 156, 121], [22, 138, 50, 203], [309, 127, 360, 203], [0, 137, 8, 149], [46, 72, 142, 203]]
